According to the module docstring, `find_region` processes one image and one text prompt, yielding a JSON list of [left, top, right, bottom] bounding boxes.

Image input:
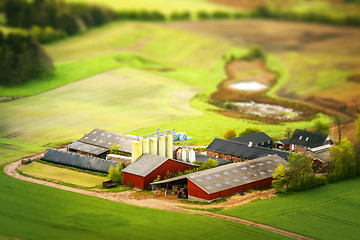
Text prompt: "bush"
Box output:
[[242, 45, 265, 61], [314, 121, 330, 135], [31, 25, 67, 43], [197, 11, 211, 20], [170, 11, 191, 21], [238, 127, 260, 137], [224, 129, 237, 139], [108, 163, 123, 184]]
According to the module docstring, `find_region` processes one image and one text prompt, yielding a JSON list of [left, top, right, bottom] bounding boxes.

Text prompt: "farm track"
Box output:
[[4, 159, 314, 240]]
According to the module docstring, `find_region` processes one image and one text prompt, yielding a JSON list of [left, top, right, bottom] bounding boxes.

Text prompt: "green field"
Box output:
[[65, 0, 233, 14], [221, 177, 360, 240], [0, 164, 291, 240], [19, 162, 108, 187]]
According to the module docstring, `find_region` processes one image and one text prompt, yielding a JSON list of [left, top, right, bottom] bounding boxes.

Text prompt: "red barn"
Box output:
[[122, 153, 197, 190], [151, 155, 288, 202]]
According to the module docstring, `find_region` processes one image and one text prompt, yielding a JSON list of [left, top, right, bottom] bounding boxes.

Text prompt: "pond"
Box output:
[[234, 101, 300, 120], [229, 81, 268, 91]]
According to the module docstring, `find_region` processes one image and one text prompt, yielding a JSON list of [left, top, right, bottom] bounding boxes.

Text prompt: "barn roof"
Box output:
[[65, 141, 108, 155], [195, 153, 229, 166], [289, 129, 329, 148], [41, 148, 118, 173], [78, 128, 135, 153], [206, 138, 290, 160], [275, 139, 290, 145], [151, 155, 287, 194], [122, 153, 197, 177], [231, 132, 272, 145]]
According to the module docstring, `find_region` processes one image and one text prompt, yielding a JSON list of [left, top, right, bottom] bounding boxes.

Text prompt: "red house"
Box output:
[[122, 153, 197, 190], [151, 155, 288, 202]]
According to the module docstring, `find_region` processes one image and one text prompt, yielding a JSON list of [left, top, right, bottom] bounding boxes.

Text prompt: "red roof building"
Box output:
[[122, 153, 197, 190]]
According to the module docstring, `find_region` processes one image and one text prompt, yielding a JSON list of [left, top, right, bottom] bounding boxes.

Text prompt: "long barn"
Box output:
[[151, 155, 287, 202]]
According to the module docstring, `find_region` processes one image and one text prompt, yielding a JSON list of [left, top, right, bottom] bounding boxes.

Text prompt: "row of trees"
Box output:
[[224, 127, 261, 139], [0, 31, 54, 86]]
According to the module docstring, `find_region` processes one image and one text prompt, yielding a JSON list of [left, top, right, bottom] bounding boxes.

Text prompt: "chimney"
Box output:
[[248, 142, 253, 147]]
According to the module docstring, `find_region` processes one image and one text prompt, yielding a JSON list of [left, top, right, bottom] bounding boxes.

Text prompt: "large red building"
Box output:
[[122, 153, 197, 190], [151, 155, 288, 202]]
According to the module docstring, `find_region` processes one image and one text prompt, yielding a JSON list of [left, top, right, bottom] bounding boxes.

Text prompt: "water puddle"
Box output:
[[229, 81, 268, 91], [234, 101, 300, 120]]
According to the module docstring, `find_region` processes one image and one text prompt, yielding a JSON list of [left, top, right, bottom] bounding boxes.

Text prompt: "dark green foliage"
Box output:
[[197, 11, 211, 20], [115, 10, 166, 21], [211, 11, 230, 19], [238, 127, 261, 137], [30, 25, 67, 43], [0, 31, 54, 86], [170, 11, 191, 21], [313, 120, 330, 135], [242, 45, 265, 61]]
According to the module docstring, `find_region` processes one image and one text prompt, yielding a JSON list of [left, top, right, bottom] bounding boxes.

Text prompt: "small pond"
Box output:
[[234, 101, 300, 120], [229, 81, 268, 91]]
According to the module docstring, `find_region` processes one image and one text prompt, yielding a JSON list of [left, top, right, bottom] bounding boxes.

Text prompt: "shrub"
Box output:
[[242, 45, 265, 61], [224, 129, 237, 139], [314, 121, 330, 135], [108, 163, 123, 184], [238, 127, 260, 137]]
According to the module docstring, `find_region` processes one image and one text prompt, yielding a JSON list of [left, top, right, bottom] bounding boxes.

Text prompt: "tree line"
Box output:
[[272, 116, 360, 192], [0, 31, 54, 86]]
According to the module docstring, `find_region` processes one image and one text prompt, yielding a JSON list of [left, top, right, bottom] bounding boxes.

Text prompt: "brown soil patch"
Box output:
[[347, 73, 360, 83], [210, 59, 319, 124]]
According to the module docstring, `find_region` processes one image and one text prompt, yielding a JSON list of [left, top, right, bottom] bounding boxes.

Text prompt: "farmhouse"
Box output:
[[231, 132, 273, 148], [122, 153, 197, 190], [288, 129, 334, 152], [302, 145, 333, 170], [206, 138, 290, 162], [66, 128, 135, 158], [151, 155, 287, 202], [274, 138, 290, 150], [41, 148, 118, 173]]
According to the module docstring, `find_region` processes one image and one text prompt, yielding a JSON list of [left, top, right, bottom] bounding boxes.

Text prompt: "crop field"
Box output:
[[19, 162, 107, 188], [0, 165, 291, 240], [221, 176, 360, 240]]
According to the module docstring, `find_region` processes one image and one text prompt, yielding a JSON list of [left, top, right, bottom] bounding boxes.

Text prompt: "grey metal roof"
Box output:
[[151, 155, 287, 194], [187, 155, 287, 194], [195, 153, 229, 166], [78, 128, 135, 153], [206, 138, 290, 160], [41, 148, 118, 173], [231, 132, 272, 145], [310, 145, 333, 154], [122, 153, 197, 177], [275, 139, 290, 145], [65, 141, 108, 155], [289, 129, 329, 148]]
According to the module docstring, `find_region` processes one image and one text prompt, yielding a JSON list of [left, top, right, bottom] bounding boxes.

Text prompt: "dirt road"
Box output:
[[4, 159, 314, 240]]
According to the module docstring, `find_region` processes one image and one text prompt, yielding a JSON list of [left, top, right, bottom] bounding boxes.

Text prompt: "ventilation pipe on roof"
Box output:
[[248, 142, 253, 147]]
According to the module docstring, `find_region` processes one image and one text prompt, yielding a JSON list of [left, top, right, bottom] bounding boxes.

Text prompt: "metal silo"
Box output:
[[131, 140, 143, 163], [142, 138, 150, 154], [189, 149, 196, 163], [166, 134, 173, 158], [182, 148, 188, 162], [150, 137, 158, 155]]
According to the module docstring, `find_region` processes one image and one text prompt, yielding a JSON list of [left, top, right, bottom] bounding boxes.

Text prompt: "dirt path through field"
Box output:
[[4, 159, 314, 240]]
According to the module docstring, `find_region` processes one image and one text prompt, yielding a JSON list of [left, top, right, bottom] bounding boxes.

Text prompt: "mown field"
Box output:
[[0, 165, 291, 240], [19, 162, 107, 188], [221, 176, 360, 240]]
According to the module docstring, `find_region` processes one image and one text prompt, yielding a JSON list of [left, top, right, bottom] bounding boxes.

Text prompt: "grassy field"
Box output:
[[0, 165, 291, 240], [65, 0, 233, 14], [221, 177, 360, 240], [19, 162, 107, 188]]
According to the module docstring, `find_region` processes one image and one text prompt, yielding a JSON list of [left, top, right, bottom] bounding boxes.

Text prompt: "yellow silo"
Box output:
[[131, 141, 143, 163], [159, 136, 166, 157], [149, 137, 158, 155], [142, 138, 150, 154], [166, 134, 173, 158]]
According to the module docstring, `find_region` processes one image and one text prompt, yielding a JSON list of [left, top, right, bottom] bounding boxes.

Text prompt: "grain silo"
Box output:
[[149, 137, 158, 155], [158, 135, 166, 157], [142, 138, 150, 154], [166, 134, 173, 158], [131, 141, 142, 163]]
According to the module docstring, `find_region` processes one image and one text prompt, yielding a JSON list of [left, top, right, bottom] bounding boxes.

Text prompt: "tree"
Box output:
[[329, 139, 356, 180], [198, 158, 218, 171], [108, 163, 123, 183], [356, 115, 360, 143], [333, 115, 345, 143], [272, 163, 289, 192], [239, 127, 261, 137], [109, 144, 120, 154], [284, 127, 293, 138], [314, 121, 330, 135], [224, 129, 236, 139]]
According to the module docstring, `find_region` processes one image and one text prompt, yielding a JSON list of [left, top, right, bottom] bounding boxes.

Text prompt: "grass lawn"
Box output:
[[0, 164, 291, 240], [19, 162, 108, 188], [221, 177, 360, 240]]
